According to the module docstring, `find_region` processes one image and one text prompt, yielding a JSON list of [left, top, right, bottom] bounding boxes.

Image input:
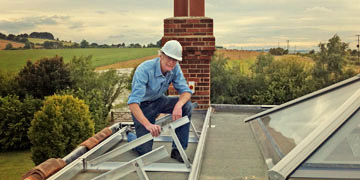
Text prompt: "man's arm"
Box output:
[[172, 92, 192, 121], [129, 103, 161, 137]]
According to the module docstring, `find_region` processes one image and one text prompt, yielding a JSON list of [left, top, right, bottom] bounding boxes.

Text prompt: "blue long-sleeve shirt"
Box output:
[[127, 57, 192, 105]]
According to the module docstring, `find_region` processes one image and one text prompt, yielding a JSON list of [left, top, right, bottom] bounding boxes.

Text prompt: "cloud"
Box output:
[[0, 15, 70, 33], [69, 23, 85, 30], [233, 16, 274, 26], [305, 6, 333, 13], [108, 34, 125, 39], [1, 0, 359, 49], [96, 11, 107, 15]]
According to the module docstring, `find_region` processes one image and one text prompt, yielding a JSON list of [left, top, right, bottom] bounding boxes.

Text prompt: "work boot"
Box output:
[[171, 149, 191, 163]]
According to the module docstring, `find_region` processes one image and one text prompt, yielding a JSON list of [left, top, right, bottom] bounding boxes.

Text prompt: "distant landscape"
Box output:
[[0, 31, 360, 180], [0, 47, 158, 72], [1, 32, 359, 75], [0, 32, 163, 72]]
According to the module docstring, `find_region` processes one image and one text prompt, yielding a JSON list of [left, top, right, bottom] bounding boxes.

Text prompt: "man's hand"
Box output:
[[129, 103, 162, 137], [172, 103, 183, 121], [145, 123, 162, 137]]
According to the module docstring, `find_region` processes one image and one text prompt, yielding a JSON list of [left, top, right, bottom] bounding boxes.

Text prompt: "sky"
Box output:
[[0, 0, 359, 50]]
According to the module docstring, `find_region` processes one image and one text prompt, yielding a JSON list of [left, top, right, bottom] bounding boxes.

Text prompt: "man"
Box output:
[[127, 40, 193, 162]]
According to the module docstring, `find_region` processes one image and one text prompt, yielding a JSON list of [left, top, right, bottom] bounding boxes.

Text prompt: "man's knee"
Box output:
[[182, 101, 193, 117]]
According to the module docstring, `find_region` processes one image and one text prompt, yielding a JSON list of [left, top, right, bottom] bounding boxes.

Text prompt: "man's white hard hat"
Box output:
[[160, 40, 183, 61]]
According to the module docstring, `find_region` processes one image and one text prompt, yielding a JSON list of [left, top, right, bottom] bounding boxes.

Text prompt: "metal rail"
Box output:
[[87, 116, 190, 167], [188, 107, 212, 180], [48, 126, 127, 180], [91, 146, 169, 180]]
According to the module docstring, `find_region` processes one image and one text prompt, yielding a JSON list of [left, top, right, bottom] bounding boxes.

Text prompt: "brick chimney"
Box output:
[[162, 0, 215, 110]]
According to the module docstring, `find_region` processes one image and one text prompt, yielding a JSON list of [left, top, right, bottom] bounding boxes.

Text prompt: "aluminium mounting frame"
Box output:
[[48, 107, 212, 180]]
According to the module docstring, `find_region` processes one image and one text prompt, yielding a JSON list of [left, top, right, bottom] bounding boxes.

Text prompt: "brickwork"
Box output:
[[174, 0, 205, 17], [162, 17, 215, 109]]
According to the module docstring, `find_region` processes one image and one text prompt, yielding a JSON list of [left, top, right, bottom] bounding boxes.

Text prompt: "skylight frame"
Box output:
[[245, 74, 360, 180], [270, 88, 360, 180]]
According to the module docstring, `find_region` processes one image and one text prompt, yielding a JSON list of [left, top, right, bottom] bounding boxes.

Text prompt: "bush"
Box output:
[[28, 94, 94, 165], [210, 53, 314, 105], [24, 41, 34, 49], [17, 56, 71, 99], [43, 41, 63, 49], [0, 70, 19, 96], [210, 55, 235, 104], [0, 95, 42, 151], [269, 47, 288, 55], [252, 57, 312, 104], [210, 54, 248, 104], [5, 43, 13, 50], [60, 88, 107, 132]]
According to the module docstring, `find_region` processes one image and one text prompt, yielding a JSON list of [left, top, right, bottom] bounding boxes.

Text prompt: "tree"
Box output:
[[269, 47, 288, 55], [90, 42, 98, 48], [67, 56, 128, 132], [0, 95, 42, 151], [17, 56, 71, 99], [80, 39, 89, 48], [312, 34, 353, 87], [72, 42, 80, 48], [43, 41, 63, 49], [210, 54, 241, 104], [252, 56, 312, 104], [24, 41, 34, 49], [146, 42, 160, 48], [251, 54, 274, 74], [156, 39, 162, 47], [350, 49, 358, 56], [18, 33, 29, 38], [7, 34, 15, 41], [29, 32, 54, 40], [210, 53, 314, 105], [0, 70, 18, 96], [5, 43, 13, 50], [18, 37, 28, 43], [0, 32, 6, 39], [28, 94, 94, 165], [128, 43, 142, 48]]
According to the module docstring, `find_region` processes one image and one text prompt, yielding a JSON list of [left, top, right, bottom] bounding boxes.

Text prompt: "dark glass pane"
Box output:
[[260, 81, 360, 155]]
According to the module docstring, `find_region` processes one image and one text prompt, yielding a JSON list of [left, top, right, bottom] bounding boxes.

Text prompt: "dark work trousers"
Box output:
[[131, 95, 193, 155]]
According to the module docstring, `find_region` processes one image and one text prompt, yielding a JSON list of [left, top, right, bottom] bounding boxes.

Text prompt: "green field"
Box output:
[[0, 48, 158, 72], [27, 38, 73, 46], [0, 150, 34, 180]]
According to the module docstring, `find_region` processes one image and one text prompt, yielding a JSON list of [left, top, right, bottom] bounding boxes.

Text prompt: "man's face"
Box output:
[[160, 54, 178, 74]]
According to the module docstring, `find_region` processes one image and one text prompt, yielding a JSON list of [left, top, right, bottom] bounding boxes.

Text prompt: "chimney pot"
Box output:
[[174, 0, 205, 17]]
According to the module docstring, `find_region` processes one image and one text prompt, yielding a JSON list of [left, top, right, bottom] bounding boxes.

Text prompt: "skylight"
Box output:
[[245, 74, 360, 180]]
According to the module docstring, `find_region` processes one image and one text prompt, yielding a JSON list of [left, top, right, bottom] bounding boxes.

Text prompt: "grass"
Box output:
[[28, 38, 73, 46], [95, 54, 158, 70], [0, 150, 34, 180], [0, 48, 158, 72]]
